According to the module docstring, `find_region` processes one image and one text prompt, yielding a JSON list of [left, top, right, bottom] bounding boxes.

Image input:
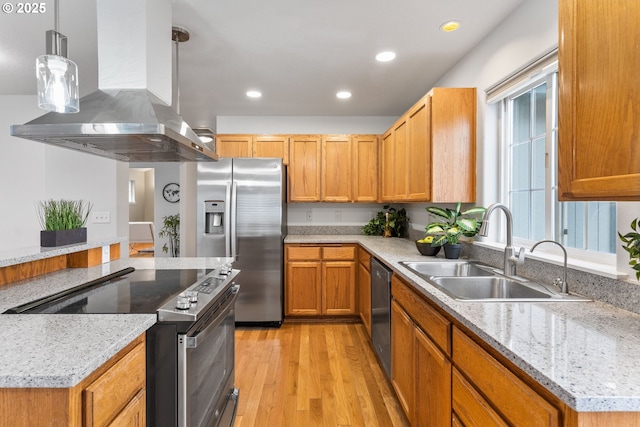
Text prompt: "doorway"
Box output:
[[129, 168, 155, 257]]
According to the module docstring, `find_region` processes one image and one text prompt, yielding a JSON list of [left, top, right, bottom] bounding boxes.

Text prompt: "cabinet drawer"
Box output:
[[322, 245, 355, 260], [358, 247, 371, 269], [452, 327, 559, 427], [287, 246, 321, 260], [392, 276, 451, 355], [84, 341, 146, 427], [452, 368, 508, 427]]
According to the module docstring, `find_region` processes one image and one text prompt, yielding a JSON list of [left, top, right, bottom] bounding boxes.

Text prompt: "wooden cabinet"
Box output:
[[0, 334, 146, 427], [352, 135, 379, 202], [558, 0, 640, 200], [357, 247, 372, 336], [215, 134, 253, 158], [285, 244, 356, 316], [453, 327, 560, 427], [321, 135, 352, 202], [391, 298, 415, 423], [289, 135, 322, 202], [380, 87, 476, 202], [391, 274, 452, 427], [216, 134, 289, 164], [452, 368, 508, 427], [380, 130, 395, 202], [253, 135, 289, 164]]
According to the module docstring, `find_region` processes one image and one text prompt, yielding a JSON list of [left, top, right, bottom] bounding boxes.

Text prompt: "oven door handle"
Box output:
[[185, 285, 239, 349]]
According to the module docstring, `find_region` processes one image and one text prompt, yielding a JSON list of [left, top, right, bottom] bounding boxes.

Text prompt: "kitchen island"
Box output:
[[0, 257, 233, 389], [286, 235, 640, 420]]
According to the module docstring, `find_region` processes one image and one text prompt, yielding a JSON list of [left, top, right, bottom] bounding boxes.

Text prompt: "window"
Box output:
[[501, 64, 616, 260], [128, 180, 136, 204]]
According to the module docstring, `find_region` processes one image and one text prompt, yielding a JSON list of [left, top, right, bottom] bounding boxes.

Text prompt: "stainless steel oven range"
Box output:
[[5, 267, 240, 427]]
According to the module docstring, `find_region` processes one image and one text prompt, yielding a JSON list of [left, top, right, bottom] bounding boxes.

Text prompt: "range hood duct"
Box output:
[[11, 2, 217, 162], [11, 89, 216, 162]]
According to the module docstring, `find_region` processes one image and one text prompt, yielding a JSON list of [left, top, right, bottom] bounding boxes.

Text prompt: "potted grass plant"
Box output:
[[37, 199, 92, 247]]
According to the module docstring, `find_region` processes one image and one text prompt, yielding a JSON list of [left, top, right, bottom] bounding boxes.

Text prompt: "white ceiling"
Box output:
[[1, 0, 524, 129]]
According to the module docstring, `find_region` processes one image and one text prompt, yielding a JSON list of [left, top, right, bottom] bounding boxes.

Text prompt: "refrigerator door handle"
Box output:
[[230, 181, 238, 259], [224, 182, 232, 257]]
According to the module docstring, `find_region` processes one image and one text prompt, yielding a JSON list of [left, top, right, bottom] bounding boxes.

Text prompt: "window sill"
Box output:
[[472, 241, 628, 280]]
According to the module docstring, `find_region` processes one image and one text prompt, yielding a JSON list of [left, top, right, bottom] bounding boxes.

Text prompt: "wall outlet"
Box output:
[[92, 211, 111, 223], [335, 211, 342, 221], [306, 211, 312, 221]]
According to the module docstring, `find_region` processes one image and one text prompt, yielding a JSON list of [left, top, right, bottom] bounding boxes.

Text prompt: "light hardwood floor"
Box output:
[[235, 322, 410, 427]]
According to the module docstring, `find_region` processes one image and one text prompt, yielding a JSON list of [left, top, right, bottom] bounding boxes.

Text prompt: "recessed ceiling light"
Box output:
[[376, 51, 396, 62], [246, 90, 262, 98], [336, 91, 352, 99], [440, 20, 461, 32]]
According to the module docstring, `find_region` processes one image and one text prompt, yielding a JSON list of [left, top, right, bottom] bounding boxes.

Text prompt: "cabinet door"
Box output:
[[253, 135, 290, 165], [393, 119, 408, 200], [380, 130, 395, 201], [430, 88, 477, 202], [415, 327, 451, 427], [106, 389, 146, 427], [322, 260, 356, 315], [391, 299, 415, 423], [357, 260, 371, 336], [285, 261, 322, 315], [289, 135, 322, 202], [322, 135, 352, 202], [558, 0, 640, 200], [215, 134, 253, 158], [406, 97, 431, 201], [352, 135, 379, 202]]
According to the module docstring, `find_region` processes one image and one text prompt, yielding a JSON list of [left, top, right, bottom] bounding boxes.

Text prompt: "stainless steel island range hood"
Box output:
[[11, 0, 217, 162], [11, 88, 216, 162]]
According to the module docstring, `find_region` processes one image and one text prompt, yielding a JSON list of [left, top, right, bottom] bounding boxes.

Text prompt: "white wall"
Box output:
[[0, 95, 124, 252], [129, 168, 154, 222]]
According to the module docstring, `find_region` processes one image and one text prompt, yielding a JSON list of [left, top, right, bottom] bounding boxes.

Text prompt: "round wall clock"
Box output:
[[162, 183, 180, 203]]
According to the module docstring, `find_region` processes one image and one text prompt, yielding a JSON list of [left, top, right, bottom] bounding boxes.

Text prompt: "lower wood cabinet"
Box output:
[[0, 334, 146, 427], [357, 247, 372, 336], [285, 244, 356, 316]]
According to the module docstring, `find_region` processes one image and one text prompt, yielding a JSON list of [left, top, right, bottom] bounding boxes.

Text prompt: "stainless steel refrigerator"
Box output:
[[196, 158, 286, 325]]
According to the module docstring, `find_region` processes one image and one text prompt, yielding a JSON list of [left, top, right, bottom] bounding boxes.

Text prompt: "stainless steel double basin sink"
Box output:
[[399, 261, 589, 302]]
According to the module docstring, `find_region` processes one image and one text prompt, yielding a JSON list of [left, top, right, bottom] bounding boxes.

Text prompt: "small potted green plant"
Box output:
[[159, 213, 180, 257], [362, 205, 408, 237], [37, 199, 92, 247], [619, 217, 640, 280], [425, 202, 486, 259]]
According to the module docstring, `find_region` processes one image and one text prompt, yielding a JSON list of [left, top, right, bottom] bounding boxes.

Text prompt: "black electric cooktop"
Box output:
[[17, 269, 212, 315]]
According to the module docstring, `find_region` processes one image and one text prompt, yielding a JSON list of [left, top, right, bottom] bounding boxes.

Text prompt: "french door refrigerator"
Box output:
[[196, 158, 286, 325]]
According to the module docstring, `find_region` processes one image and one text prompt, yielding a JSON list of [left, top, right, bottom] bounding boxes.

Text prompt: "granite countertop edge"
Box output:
[[285, 235, 640, 413]]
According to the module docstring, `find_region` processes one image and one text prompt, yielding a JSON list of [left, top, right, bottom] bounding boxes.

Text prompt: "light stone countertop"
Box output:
[[0, 237, 126, 267], [285, 235, 640, 412], [0, 256, 233, 388]]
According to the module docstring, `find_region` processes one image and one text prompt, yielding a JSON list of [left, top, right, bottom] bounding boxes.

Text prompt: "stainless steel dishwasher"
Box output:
[[370, 257, 392, 379]]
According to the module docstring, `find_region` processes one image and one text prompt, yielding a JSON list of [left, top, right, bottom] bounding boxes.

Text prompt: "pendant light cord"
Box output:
[[54, 0, 59, 33]]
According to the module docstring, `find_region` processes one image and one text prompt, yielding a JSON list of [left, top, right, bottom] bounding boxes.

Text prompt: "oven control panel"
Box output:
[[157, 268, 239, 322]]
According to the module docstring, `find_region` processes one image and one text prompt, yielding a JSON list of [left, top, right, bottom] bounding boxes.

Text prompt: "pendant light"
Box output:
[[35, 0, 79, 113]]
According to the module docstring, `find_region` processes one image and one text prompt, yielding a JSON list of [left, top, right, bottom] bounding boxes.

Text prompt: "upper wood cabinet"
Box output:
[[380, 87, 476, 202], [216, 134, 289, 164], [289, 135, 322, 202], [322, 135, 352, 202], [558, 0, 640, 200], [253, 135, 289, 164], [215, 134, 253, 158], [352, 135, 379, 202]]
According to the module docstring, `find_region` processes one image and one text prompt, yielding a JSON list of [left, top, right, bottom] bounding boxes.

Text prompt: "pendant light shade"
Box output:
[[36, 2, 79, 113], [36, 53, 79, 113]]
